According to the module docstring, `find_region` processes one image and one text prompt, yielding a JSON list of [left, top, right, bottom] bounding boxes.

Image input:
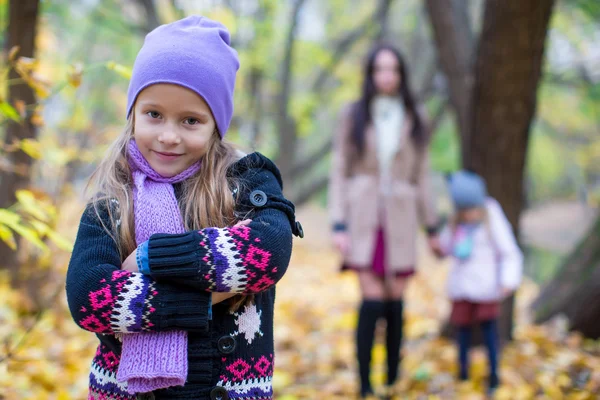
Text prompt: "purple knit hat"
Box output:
[[126, 16, 239, 137]]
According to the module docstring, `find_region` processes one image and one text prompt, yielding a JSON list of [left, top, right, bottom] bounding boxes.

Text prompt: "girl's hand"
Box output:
[[501, 287, 513, 299], [121, 248, 139, 272], [428, 235, 445, 258], [332, 232, 350, 255], [212, 292, 236, 305], [234, 219, 252, 227]]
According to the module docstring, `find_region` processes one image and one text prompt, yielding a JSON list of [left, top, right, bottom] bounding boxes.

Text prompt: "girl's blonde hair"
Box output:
[[87, 115, 250, 310]]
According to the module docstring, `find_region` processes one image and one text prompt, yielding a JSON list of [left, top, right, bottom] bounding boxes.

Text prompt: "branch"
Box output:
[[311, 0, 395, 93], [425, 0, 475, 146], [135, 0, 161, 33], [375, 0, 394, 41], [276, 0, 306, 121], [290, 138, 333, 179], [289, 174, 329, 207], [429, 98, 449, 135]]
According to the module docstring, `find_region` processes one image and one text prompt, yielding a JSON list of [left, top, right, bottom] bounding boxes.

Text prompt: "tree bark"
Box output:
[[532, 215, 600, 338], [467, 0, 555, 341], [428, 0, 555, 342], [0, 0, 40, 270], [274, 0, 306, 189], [425, 0, 474, 157]]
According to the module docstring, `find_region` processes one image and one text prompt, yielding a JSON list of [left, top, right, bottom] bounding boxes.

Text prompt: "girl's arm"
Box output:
[[142, 153, 299, 294], [488, 198, 523, 291], [66, 204, 212, 335]]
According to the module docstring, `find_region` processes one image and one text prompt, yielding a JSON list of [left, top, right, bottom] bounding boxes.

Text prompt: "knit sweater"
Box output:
[[66, 153, 301, 400]]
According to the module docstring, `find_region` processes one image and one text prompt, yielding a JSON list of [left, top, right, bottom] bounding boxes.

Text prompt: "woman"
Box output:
[[329, 44, 440, 398]]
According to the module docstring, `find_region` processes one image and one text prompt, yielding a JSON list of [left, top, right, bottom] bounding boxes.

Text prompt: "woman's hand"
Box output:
[[332, 231, 350, 255], [121, 248, 139, 272]]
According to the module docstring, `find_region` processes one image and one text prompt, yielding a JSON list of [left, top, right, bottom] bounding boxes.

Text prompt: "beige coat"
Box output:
[[329, 104, 437, 273]]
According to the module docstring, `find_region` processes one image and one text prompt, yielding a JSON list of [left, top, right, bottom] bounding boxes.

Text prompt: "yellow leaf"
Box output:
[[47, 229, 74, 252], [106, 61, 132, 79], [20, 138, 43, 159], [8, 45, 20, 62], [16, 189, 49, 221], [0, 224, 17, 250], [1, 218, 47, 251], [31, 108, 45, 126], [14, 100, 26, 118], [0, 209, 20, 225], [68, 62, 83, 88]]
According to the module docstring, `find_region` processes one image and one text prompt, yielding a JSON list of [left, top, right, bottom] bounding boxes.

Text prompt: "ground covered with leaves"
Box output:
[[1, 205, 600, 399]]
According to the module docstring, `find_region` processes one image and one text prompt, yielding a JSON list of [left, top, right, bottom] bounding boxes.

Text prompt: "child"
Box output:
[[65, 16, 303, 400], [437, 170, 523, 394]]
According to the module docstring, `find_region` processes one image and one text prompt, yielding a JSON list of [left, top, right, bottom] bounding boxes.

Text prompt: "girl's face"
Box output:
[[457, 207, 486, 224], [133, 84, 216, 177], [372, 49, 402, 96]]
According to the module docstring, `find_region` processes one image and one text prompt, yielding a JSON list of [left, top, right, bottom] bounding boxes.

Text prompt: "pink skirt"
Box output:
[[342, 228, 415, 278]]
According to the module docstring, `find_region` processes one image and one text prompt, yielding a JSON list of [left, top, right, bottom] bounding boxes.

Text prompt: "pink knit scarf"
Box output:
[[116, 140, 200, 394]]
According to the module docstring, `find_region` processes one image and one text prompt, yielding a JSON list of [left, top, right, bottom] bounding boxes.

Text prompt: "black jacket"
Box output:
[[66, 153, 301, 400]]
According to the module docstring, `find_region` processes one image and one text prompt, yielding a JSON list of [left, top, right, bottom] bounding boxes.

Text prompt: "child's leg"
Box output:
[[357, 299, 385, 396], [481, 319, 500, 388], [457, 325, 472, 380]]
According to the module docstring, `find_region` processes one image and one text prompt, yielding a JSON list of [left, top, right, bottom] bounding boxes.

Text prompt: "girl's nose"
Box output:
[[158, 129, 181, 145]]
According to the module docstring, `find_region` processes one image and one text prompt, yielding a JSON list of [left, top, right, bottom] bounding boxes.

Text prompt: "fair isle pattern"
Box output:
[[217, 354, 274, 399], [88, 344, 135, 400], [79, 270, 156, 334], [200, 225, 275, 294], [111, 271, 155, 332], [231, 303, 263, 345]]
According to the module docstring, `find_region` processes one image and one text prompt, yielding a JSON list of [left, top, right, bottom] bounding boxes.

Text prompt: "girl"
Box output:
[[66, 16, 303, 400], [329, 44, 440, 398], [438, 170, 523, 395]]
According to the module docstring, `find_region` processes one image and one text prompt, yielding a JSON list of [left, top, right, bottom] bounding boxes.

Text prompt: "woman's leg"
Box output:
[[481, 319, 499, 389], [384, 276, 409, 386], [356, 270, 386, 396]]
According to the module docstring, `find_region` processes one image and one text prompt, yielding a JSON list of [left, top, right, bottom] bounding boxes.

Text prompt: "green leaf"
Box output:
[[0, 102, 20, 122]]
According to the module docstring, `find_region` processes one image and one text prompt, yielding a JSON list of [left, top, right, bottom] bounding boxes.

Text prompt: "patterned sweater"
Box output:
[[66, 153, 302, 400]]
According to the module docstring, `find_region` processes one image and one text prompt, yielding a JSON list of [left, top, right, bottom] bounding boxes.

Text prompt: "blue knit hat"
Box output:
[[126, 16, 239, 137], [448, 170, 487, 209]]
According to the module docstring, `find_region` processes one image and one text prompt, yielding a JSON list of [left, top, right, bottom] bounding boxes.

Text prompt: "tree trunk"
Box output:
[[0, 0, 40, 270], [428, 0, 555, 342], [425, 0, 474, 155], [532, 216, 600, 338], [467, 0, 555, 341]]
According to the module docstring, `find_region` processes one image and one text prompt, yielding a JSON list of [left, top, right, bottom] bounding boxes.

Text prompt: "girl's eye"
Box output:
[[146, 111, 161, 119], [184, 117, 199, 125]]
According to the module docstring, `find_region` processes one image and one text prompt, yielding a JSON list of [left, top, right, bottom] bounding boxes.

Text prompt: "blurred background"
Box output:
[[0, 0, 599, 399]]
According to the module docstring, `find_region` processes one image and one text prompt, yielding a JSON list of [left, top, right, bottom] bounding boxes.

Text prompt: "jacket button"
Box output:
[[295, 221, 304, 238], [217, 335, 236, 354], [210, 386, 229, 400], [249, 190, 268, 207]]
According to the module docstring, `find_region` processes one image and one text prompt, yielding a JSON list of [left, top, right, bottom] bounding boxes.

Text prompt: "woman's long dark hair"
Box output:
[[351, 44, 426, 156]]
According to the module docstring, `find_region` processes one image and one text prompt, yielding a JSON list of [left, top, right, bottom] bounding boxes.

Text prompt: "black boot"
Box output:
[[356, 300, 385, 397], [385, 300, 404, 387]]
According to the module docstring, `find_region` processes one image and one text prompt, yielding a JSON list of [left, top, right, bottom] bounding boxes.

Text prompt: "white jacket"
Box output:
[[439, 198, 523, 302]]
